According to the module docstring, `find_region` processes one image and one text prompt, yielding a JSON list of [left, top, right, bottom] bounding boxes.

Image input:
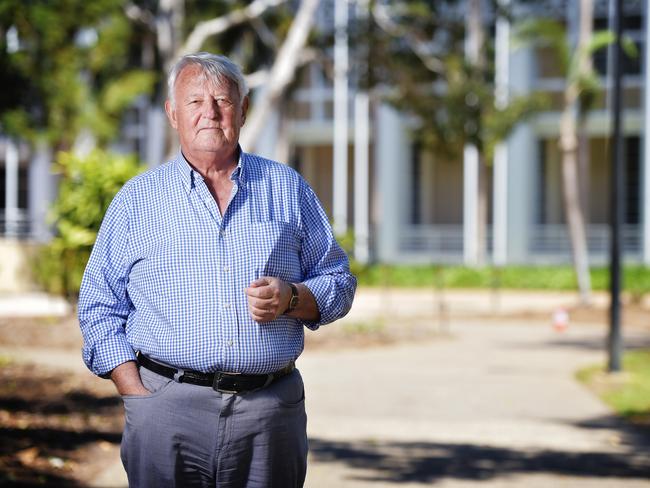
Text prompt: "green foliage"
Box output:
[[366, 1, 545, 163], [355, 264, 650, 295], [0, 0, 154, 148], [335, 230, 369, 280], [514, 17, 638, 118], [577, 349, 650, 424], [32, 150, 144, 298], [514, 18, 571, 74]]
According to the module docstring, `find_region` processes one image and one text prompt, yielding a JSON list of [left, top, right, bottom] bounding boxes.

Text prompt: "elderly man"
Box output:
[[78, 52, 356, 487]]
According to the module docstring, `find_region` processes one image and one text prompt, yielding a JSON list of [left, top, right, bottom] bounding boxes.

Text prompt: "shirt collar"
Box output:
[[175, 146, 247, 193]]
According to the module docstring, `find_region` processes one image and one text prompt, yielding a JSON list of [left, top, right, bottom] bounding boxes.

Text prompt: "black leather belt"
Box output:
[[137, 353, 295, 394]]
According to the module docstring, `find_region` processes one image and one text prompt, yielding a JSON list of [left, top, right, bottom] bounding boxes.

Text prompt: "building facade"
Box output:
[[1, 0, 649, 292]]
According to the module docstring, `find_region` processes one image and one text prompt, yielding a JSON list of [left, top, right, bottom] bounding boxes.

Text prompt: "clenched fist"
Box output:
[[245, 276, 291, 323]]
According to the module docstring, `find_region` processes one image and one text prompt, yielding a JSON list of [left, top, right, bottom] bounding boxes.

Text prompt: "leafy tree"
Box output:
[[32, 150, 143, 298], [516, 1, 637, 304], [363, 0, 547, 266], [0, 0, 156, 149]]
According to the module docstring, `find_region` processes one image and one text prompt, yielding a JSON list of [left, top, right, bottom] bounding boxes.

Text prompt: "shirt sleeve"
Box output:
[[298, 181, 357, 330], [78, 188, 136, 377]]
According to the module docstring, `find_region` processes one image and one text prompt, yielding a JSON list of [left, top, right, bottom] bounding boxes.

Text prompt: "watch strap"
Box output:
[[286, 283, 299, 313]]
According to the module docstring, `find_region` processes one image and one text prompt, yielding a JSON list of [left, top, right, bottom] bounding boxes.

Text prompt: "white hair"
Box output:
[[167, 52, 249, 107]]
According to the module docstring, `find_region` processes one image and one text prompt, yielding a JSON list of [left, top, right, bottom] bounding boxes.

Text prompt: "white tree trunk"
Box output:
[[179, 0, 288, 56], [239, 0, 320, 152], [559, 0, 593, 304]]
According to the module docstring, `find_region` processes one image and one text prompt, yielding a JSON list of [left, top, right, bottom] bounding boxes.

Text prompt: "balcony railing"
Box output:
[[529, 224, 641, 257], [0, 209, 32, 239], [396, 223, 643, 264], [399, 225, 464, 262]]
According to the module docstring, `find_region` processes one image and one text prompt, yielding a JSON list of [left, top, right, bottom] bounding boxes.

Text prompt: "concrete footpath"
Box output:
[[302, 321, 650, 487], [1, 289, 649, 487]]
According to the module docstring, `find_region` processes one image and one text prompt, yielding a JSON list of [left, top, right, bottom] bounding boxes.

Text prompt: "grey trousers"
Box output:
[[120, 365, 308, 488]]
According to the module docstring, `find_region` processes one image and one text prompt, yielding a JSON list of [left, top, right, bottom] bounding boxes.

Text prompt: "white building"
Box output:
[[1, 0, 649, 292], [268, 0, 650, 266]]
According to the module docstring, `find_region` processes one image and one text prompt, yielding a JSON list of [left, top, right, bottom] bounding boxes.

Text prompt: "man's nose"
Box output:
[[202, 100, 221, 119]]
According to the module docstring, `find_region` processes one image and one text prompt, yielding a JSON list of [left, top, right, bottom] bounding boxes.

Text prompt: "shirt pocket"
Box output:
[[250, 221, 301, 282]]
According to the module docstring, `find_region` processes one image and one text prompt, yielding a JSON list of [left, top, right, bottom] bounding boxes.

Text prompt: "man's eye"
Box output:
[[216, 98, 233, 107]]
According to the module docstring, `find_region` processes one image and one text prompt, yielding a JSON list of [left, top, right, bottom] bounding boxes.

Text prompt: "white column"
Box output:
[[508, 43, 535, 264], [354, 92, 370, 264], [376, 104, 408, 263], [463, 144, 479, 265], [333, 0, 349, 236], [310, 63, 326, 121], [28, 140, 54, 242], [249, 85, 280, 160], [493, 0, 510, 266], [643, 0, 650, 263], [4, 137, 20, 238], [353, 0, 370, 264], [146, 106, 167, 167], [463, 0, 480, 267]]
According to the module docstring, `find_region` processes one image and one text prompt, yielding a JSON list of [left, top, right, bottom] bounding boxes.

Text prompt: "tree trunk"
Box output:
[[155, 0, 184, 158], [239, 0, 320, 152], [559, 0, 593, 304]]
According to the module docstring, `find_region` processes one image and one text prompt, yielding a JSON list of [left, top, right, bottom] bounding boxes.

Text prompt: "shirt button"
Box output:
[[223, 302, 231, 309], [223, 265, 230, 272], [227, 340, 234, 347]]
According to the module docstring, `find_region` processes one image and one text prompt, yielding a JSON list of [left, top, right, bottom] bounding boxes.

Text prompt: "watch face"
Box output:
[[288, 284, 299, 311]]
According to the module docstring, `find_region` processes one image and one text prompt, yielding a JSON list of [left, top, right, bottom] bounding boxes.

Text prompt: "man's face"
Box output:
[[165, 65, 248, 159]]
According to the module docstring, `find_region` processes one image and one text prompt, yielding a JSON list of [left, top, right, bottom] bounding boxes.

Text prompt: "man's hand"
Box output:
[[245, 276, 291, 323], [111, 361, 151, 396]]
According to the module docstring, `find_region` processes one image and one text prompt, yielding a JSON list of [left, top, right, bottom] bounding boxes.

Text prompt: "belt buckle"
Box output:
[[212, 371, 241, 394]]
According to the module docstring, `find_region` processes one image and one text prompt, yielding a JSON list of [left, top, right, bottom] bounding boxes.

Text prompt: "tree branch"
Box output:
[[244, 48, 318, 89], [251, 17, 279, 50], [372, 2, 445, 75], [239, 0, 320, 151], [179, 0, 288, 56], [124, 3, 156, 29]]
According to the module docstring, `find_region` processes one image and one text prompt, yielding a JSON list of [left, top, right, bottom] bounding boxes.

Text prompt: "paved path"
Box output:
[[84, 320, 650, 487], [302, 321, 650, 487], [1, 290, 649, 486]]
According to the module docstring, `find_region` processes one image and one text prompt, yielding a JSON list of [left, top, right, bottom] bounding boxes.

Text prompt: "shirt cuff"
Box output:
[[83, 332, 137, 378], [300, 277, 334, 330]]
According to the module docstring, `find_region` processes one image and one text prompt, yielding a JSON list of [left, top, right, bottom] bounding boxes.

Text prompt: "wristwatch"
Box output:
[[286, 283, 300, 314]]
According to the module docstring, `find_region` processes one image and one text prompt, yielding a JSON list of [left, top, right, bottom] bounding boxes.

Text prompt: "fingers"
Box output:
[[245, 285, 274, 299], [245, 276, 289, 323], [248, 277, 270, 288], [248, 303, 276, 323]]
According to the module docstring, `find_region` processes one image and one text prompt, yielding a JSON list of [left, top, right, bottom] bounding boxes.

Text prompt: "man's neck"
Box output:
[[183, 146, 240, 181]]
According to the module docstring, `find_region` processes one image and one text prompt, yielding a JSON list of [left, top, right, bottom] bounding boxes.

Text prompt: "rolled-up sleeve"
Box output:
[[298, 182, 357, 330], [78, 188, 136, 377]]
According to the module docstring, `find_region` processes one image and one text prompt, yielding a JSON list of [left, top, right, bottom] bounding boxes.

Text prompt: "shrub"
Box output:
[[32, 149, 143, 299]]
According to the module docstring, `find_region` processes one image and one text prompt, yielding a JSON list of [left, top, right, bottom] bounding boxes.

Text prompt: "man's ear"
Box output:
[[164, 100, 178, 129]]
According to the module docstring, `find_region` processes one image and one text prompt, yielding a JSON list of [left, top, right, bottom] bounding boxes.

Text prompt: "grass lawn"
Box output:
[[353, 264, 650, 296], [577, 349, 650, 427]]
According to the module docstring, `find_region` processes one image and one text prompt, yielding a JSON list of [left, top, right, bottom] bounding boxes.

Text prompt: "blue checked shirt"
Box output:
[[78, 150, 356, 377]]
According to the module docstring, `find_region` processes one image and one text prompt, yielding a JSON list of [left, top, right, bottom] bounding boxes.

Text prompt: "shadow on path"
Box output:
[[309, 437, 650, 484], [0, 363, 123, 486]]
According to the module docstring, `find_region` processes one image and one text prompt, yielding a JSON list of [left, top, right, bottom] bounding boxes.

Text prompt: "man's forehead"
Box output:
[[177, 65, 234, 94]]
